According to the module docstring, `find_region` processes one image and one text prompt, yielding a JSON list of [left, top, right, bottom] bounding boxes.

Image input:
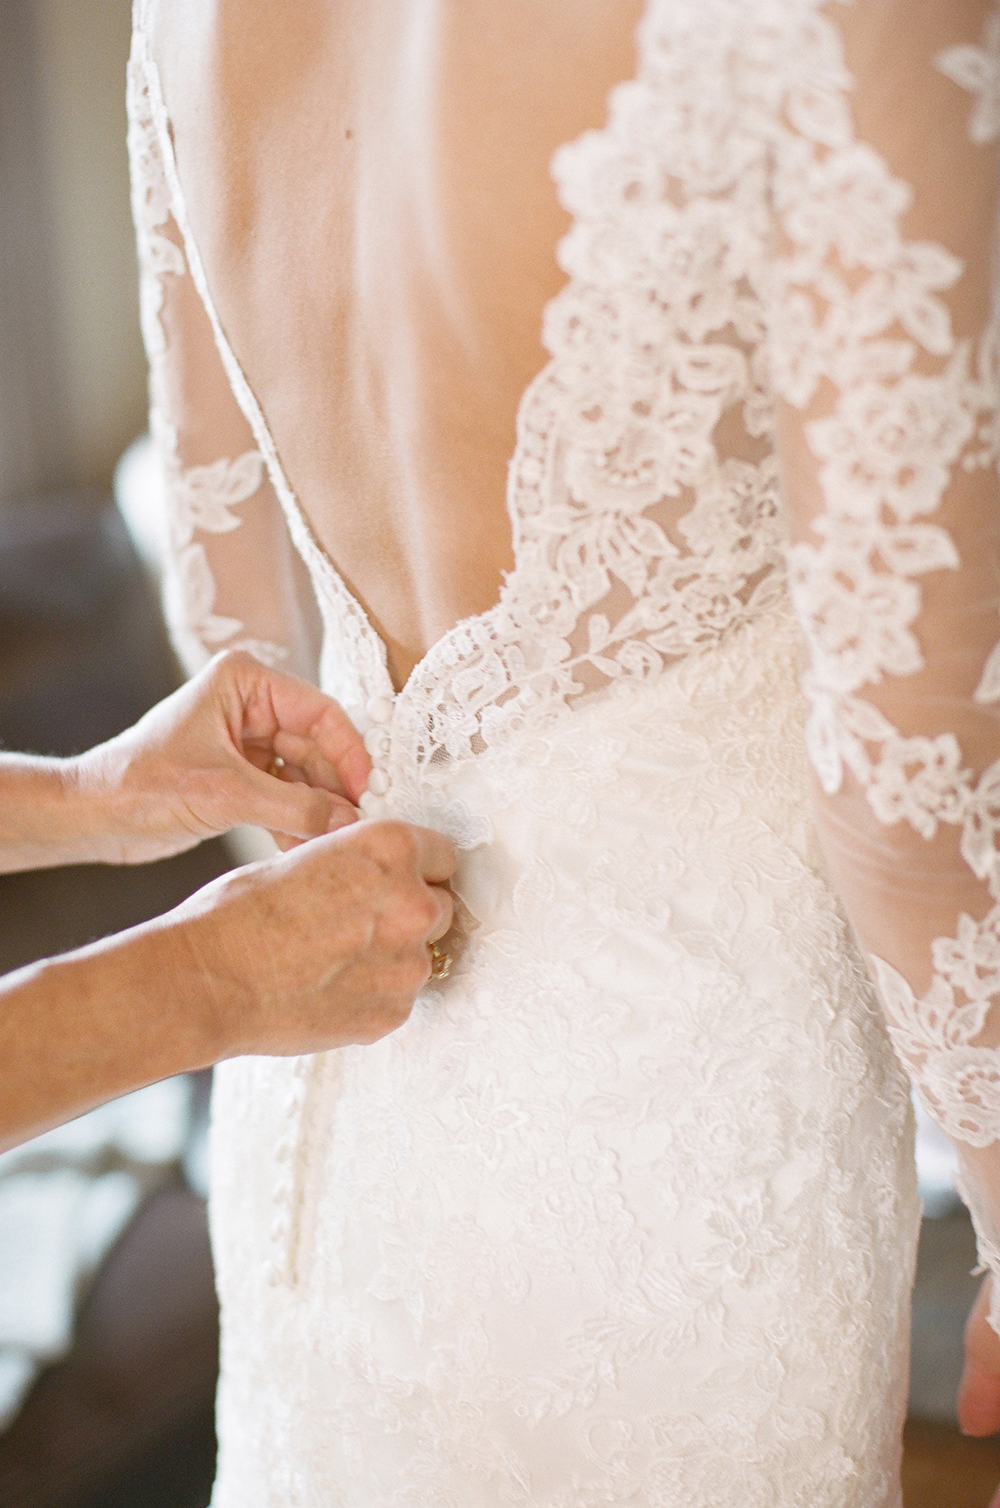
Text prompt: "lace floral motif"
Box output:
[[351, 23, 788, 767], [210, 614, 918, 1507], [762, 12, 1000, 1256], [873, 949, 1000, 1147], [126, 0, 1000, 1496], [938, 11, 1000, 146], [126, 57, 285, 671]]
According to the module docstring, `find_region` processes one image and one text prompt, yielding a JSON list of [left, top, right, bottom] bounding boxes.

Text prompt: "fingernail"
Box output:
[[327, 808, 360, 832]]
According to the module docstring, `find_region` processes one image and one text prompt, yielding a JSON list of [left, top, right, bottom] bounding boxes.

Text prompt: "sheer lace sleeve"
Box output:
[[769, 0, 1000, 1313], [126, 45, 319, 680]]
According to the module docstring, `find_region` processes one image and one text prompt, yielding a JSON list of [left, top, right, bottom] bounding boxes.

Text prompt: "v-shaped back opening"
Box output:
[[135, 0, 789, 784], [135, 5, 646, 700]]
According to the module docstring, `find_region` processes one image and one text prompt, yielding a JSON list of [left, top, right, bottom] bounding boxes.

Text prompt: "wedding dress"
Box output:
[[127, 1, 1000, 1503]]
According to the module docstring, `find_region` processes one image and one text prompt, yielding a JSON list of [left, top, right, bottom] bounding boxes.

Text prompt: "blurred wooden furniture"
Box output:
[[903, 1418, 1000, 1508], [0, 1187, 218, 1508]]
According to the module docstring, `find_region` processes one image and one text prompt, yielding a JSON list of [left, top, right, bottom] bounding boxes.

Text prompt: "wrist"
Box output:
[[156, 874, 256, 1060], [0, 753, 115, 873], [0, 909, 233, 1148], [62, 903, 237, 1069]]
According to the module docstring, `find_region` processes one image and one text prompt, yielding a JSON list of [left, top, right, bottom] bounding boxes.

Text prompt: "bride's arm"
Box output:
[[768, 0, 1000, 1425], [126, 43, 320, 681]]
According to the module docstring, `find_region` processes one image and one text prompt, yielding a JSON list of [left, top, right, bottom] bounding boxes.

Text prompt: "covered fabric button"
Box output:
[[366, 695, 395, 726], [367, 767, 391, 796], [364, 726, 392, 757]]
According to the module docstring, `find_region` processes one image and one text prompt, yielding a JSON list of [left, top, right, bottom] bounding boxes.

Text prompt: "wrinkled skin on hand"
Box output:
[[173, 818, 457, 1055], [0, 665, 455, 1149], [75, 649, 373, 863], [76, 649, 460, 1050]]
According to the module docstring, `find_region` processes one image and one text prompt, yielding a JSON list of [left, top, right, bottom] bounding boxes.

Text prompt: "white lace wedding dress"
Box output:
[[128, 1, 1000, 1503]]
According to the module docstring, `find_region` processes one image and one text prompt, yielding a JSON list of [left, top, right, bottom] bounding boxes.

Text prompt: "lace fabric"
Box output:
[[762, 1, 1000, 1319], [209, 612, 919, 1507], [126, 49, 319, 680], [126, 0, 1000, 1498]]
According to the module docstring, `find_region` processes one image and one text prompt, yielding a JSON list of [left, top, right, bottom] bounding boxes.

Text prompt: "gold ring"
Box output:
[[428, 941, 452, 980]]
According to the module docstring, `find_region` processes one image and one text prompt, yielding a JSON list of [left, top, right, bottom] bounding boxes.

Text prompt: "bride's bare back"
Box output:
[[151, 0, 643, 686]]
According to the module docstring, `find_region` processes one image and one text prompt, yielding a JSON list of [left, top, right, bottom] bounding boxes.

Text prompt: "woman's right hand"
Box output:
[[959, 1275, 1000, 1508], [167, 818, 456, 1057]]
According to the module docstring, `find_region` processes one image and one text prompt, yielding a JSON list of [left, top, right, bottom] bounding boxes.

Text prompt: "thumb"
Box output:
[[222, 762, 359, 840], [269, 799, 359, 850]]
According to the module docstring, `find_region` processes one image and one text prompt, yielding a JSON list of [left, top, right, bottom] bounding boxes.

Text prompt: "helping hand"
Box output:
[[171, 819, 456, 1056], [74, 650, 372, 863]]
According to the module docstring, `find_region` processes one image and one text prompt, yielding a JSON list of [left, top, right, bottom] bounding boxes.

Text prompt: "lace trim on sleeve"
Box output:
[[938, 11, 1000, 145], [772, 7, 1000, 1170], [126, 51, 286, 671]]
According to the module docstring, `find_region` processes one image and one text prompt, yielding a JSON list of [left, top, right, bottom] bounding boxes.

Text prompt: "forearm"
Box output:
[[0, 912, 228, 1151], [0, 753, 114, 873]]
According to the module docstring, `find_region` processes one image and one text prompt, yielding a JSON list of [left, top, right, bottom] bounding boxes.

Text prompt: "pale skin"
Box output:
[[962, 1280, 1000, 1453], [0, 649, 455, 1153], [152, 0, 647, 687]]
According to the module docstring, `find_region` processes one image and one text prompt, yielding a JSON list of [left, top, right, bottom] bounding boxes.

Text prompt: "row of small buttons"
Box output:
[[263, 1058, 311, 1288], [358, 694, 396, 816]]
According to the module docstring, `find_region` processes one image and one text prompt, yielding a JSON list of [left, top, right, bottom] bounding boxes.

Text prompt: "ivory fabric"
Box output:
[[127, 2, 1000, 1501]]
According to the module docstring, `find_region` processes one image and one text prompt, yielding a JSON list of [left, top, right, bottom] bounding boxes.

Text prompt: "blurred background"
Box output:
[[0, 3, 999, 1506], [0, 5, 225, 1506]]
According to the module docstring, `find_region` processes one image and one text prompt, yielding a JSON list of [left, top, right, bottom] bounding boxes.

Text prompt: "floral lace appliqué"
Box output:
[[779, 5, 1000, 1251], [127, 56, 285, 671], [938, 10, 1000, 146]]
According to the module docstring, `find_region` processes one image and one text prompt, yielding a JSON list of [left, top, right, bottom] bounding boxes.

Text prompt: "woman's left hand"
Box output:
[[74, 650, 372, 863]]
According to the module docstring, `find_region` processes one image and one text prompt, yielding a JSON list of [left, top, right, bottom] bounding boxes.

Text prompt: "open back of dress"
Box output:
[[128, 1, 1000, 1502]]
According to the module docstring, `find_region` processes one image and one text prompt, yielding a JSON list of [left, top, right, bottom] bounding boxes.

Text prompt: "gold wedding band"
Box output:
[[428, 941, 452, 980], [268, 755, 285, 778]]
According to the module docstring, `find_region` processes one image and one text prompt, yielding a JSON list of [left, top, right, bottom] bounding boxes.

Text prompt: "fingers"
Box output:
[[267, 735, 344, 793], [210, 651, 372, 804], [399, 823, 458, 885], [271, 701, 371, 803], [374, 831, 454, 963], [426, 884, 454, 941], [959, 1277, 1000, 1437], [357, 821, 457, 885], [223, 762, 360, 841], [268, 790, 359, 851], [320, 820, 455, 944], [959, 1357, 1000, 1437]]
